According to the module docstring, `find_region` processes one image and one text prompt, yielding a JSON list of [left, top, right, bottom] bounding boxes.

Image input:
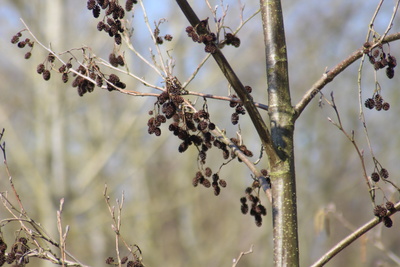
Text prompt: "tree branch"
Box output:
[[311, 201, 400, 267], [294, 32, 400, 120], [175, 0, 278, 163]]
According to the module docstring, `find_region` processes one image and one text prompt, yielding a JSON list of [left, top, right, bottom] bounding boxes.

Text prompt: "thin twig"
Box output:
[[57, 198, 66, 267], [139, 0, 168, 75], [367, 0, 384, 40], [323, 93, 373, 200], [0, 128, 6, 162], [380, 0, 400, 41], [232, 244, 254, 267], [122, 28, 163, 78], [182, 53, 212, 89], [234, 8, 260, 35], [0, 184, 87, 266], [103, 185, 143, 265], [211, 126, 272, 203]]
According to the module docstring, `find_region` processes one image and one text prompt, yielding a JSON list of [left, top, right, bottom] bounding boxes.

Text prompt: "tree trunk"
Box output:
[[260, 0, 300, 266]]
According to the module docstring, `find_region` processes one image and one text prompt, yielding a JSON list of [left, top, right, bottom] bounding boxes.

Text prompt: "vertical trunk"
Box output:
[[46, 0, 67, 197], [36, 2, 66, 266], [259, 0, 299, 266]]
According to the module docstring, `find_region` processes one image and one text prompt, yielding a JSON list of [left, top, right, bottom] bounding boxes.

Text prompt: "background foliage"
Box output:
[[1, 1, 399, 266]]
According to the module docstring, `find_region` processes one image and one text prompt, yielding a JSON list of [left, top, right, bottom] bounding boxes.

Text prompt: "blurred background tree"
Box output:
[[1, 0, 399, 266]]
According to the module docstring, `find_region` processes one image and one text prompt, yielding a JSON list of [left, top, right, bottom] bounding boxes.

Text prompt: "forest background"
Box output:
[[1, 1, 400, 266]]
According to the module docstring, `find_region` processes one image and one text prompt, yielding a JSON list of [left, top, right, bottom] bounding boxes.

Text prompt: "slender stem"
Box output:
[[139, 0, 167, 75], [367, 0, 384, 40], [122, 26, 163, 78], [381, 0, 400, 40], [232, 244, 254, 267], [182, 54, 212, 88], [324, 94, 374, 202], [186, 91, 269, 110]]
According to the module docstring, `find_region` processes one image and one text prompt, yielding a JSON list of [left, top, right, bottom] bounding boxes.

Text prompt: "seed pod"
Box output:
[[388, 55, 397, 68], [219, 179, 227, 188], [164, 34, 173, 41], [11, 35, 19, 44], [241, 204, 249, 214], [117, 55, 124, 66], [214, 186, 221, 196], [42, 70, 51, 81], [47, 53, 55, 63], [382, 102, 390, 111], [380, 168, 389, 179], [232, 36, 241, 48], [125, 0, 136, 12], [62, 73, 69, 83], [386, 67, 394, 79], [364, 98, 375, 109], [371, 172, 380, 182], [386, 201, 395, 211], [87, 0, 96, 10], [109, 53, 118, 67], [24, 52, 31, 59], [105, 257, 115, 264], [93, 4, 101, 18], [383, 216, 393, 228], [231, 112, 239, 125], [114, 34, 122, 45]]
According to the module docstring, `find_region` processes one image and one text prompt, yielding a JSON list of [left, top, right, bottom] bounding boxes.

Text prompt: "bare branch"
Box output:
[[294, 32, 400, 120], [311, 201, 400, 267], [0, 181, 87, 266]]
